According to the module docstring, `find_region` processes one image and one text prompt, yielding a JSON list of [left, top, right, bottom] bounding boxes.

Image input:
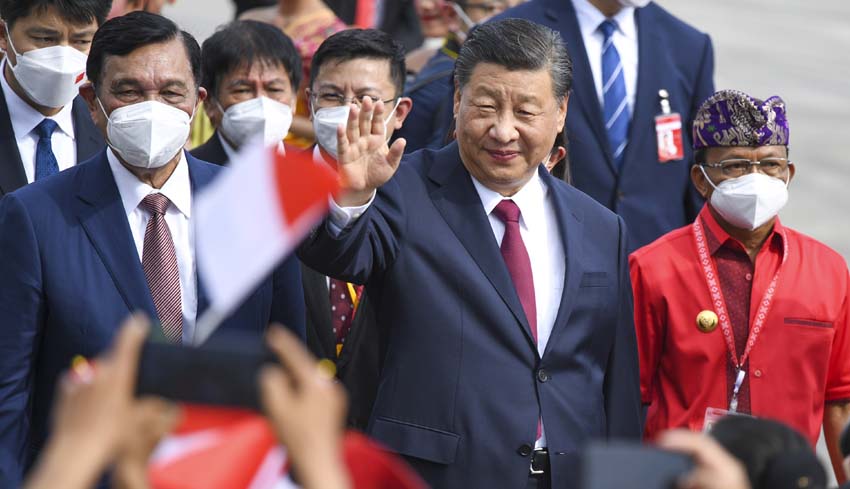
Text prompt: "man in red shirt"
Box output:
[[630, 89, 850, 481]]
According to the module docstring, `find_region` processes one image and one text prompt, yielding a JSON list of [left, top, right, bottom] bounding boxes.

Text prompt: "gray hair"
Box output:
[[455, 18, 572, 102]]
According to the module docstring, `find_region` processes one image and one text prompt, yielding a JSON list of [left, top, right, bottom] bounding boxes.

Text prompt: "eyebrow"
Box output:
[[228, 78, 287, 87], [316, 82, 382, 94], [25, 27, 61, 37], [110, 79, 189, 90]]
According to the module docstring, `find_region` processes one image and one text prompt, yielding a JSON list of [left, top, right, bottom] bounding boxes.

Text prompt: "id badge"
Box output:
[[655, 113, 684, 162], [702, 407, 752, 433]]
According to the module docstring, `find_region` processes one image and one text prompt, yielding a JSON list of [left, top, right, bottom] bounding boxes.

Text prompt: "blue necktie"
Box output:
[[34, 119, 59, 181], [599, 20, 630, 170]]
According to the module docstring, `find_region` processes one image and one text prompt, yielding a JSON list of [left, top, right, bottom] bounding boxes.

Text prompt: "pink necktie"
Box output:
[[140, 193, 183, 343]]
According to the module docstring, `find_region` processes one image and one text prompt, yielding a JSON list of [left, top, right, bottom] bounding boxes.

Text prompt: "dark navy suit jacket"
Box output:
[[0, 95, 104, 196], [494, 0, 715, 251], [298, 142, 642, 489], [0, 150, 305, 486]]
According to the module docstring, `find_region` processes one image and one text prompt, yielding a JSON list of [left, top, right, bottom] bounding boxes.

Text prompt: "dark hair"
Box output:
[[0, 0, 110, 29], [710, 417, 825, 489], [310, 28, 406, 97], [201, 20, 302, 100], [86, 11, 202, 92], [455, 19, 572, 103]]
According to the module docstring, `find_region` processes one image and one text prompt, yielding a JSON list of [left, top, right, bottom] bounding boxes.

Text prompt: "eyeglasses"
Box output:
[[700, 158, 791, 178], [312, 92, 397, 109]]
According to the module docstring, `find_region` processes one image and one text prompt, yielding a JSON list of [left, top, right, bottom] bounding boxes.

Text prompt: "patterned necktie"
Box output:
[[599, 19, 631, 170], [34, 119, 59, 181], [492, 200, 537, 340], [330, 278, 363, 355], [140, 193, 183, 343]]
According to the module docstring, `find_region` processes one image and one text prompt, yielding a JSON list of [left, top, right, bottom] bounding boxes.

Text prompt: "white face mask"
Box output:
[[701, 167, 789, 230], [4, 25, 89, 108], [617, 0, 651, 8], [312, 99, 399, 160], [219, 96, 293, 149], [99, 99, 193, 169]]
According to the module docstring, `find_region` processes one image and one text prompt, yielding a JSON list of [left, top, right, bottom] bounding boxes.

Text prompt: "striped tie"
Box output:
[[140, 193, 183, 343], [599, 19, 630, 170]]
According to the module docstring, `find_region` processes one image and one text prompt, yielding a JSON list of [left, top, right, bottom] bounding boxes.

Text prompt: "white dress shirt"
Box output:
[[107, 148, 198, 344], [328, 168, 566, 447], [572, 0, 639, 113], [0, 59, 77, 183]]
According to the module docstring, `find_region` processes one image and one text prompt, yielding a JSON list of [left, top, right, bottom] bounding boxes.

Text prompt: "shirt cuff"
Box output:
[[327, 191, 376, 236]]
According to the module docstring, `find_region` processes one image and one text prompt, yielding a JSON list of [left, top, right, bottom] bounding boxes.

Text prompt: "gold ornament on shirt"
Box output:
[[696, 310, 719, 333]]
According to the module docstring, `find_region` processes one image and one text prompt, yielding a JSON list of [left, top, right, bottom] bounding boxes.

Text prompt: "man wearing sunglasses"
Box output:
[[630, 89, 850, 483]]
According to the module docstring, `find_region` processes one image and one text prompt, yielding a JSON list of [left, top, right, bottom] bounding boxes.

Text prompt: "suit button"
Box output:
[[537, 368, 550, 383], [517, 444, 533, 457], [754, 369, 763, 378]]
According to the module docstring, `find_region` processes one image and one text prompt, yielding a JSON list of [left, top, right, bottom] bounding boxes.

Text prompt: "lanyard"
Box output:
[[692, 218, 788, 397]]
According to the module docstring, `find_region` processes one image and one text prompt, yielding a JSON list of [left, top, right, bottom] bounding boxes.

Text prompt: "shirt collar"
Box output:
[[107, 148, 192, 219], [698, 204, 784, 256], [572, 0, 637, 41], [0, 59, 76, 141], [471, 166, 549, 231]]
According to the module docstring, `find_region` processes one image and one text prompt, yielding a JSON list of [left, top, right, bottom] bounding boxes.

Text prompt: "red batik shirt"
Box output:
[[630, 205, 850, 444]]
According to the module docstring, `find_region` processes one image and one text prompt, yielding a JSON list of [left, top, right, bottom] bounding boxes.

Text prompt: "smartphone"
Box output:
[[581, 441, 694, 489], [135, 333, 278, 410]]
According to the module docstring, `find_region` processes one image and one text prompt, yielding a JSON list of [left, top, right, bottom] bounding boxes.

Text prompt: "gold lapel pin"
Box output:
[[696, 310, 719, 333]]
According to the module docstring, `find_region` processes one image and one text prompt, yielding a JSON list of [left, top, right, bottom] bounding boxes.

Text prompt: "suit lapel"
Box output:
[[0, 89, 27, 195], [548, 0, 614, 174], [620, 6, 662, 171], [428, 143, 536, 348], [540, 169, 585, 357], [75, 151, 158, 318], [302, 265, 338, 359]]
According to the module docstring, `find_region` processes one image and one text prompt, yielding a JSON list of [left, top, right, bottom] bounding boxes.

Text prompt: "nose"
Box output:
[[488, 114, 519, 144], [745, 161, 760, 174]]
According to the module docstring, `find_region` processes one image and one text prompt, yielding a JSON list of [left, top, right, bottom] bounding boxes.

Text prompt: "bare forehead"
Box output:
[[706, 144, 788, 160], [101, 39, 195, 87], [464, 63, 555, 104]]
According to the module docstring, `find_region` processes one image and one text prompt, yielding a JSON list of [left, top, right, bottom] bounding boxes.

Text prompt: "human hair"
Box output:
[[201, 20, 302, 100], [455, 18, 572, 103], [0, 0, 111, 29], [86, 11, 202, 92], [309, 28, 406, 98], [710, 416, 825, 489]]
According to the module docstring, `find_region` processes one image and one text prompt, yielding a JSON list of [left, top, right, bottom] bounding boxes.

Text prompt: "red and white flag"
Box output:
[[193, 143, 339, 344]]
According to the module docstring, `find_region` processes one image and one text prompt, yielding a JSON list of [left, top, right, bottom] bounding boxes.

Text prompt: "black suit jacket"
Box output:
[[301, 264, 381, 430], [324, 0, 423, 52], [0, 94, 104, 196], [189, 130, 229, 166]]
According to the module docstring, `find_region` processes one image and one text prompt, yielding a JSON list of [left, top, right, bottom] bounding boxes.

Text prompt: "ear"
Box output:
[[204, 95, 222, 128], [453, 82, 461, 120], [556, 94, 569, 132], [545, 146, 567, 172], [0, 22, 8, 54], [785, 163, 796, 186], [690, 164, 712, 199], [196, 86, 208, 105], [391, 96, 413, 130], [305, 88, 315, 120], [79, 83, 98, 116]]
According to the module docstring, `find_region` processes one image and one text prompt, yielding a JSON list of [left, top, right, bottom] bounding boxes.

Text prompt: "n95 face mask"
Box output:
[[220, 96, 293, 148], [4, 25, 88, 108], [100, 99, 192, 169], [701, 168, 789, 230]]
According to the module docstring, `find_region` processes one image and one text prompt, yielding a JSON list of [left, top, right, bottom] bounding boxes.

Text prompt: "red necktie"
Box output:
[[492, 200, 537, 340], [140, 193, 183, 343], [493, 199, 541, 440], [354, 0, 376, 28], [330, 279, 363, 354]]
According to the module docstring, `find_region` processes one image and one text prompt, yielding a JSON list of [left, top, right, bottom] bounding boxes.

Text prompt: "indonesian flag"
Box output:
[[193, 143, 339, 344], [149, 405, 427, 489]]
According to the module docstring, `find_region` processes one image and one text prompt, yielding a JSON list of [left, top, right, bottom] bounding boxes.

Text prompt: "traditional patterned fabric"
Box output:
[[693, 89, 789, 149]]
